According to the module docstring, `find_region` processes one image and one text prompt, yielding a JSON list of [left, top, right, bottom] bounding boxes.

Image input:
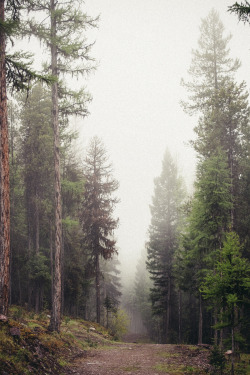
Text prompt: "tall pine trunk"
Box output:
[[49, 0, 62, 332], [0, 1, 10, 316], [178, 290, 182, 344], [198, 293, 203, 344], [96, 253, 101, 323], [166, 275, 171, 342]]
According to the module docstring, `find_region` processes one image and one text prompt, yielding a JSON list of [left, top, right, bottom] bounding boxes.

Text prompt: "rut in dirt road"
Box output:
[[70, 342, 210, 375]]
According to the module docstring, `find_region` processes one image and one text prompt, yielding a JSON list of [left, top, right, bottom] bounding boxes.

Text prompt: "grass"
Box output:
[[154, 363, 203, 374], [122, 364, 141, 372], [158, 351, 180, 358]]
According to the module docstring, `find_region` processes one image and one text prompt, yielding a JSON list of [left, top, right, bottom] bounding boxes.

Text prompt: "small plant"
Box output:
[[11, 306, 24, 321], [209, 346, 226, 375]]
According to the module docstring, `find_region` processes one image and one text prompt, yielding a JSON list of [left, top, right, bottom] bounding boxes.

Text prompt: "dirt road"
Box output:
[[70, 342, 210, 375]]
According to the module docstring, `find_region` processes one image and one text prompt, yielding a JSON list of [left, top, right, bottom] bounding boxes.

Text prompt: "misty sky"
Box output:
[[75, 1, 250, 284]]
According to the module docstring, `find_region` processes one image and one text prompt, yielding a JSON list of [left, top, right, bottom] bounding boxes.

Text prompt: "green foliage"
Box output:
[[228, 2, 250, 24], [209, 346, 226, 374], [28, 254, 51, 283], [146, 148, 186, 341], [201, 232, 250, 310], [109, 309, 130, 340]]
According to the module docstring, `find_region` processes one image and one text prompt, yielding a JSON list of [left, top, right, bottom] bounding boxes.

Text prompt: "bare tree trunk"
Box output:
[[49, 0, 62, 332], [35, 191, 40, 313], [231, 307, 235, 375], [0, 1, 10, 316], [214, 307, 218, 346], [198, 293, 203, 344], [35, 191, 39, 255], [178, 290, 182, 344], [96, 253, 100, 323], [166, 275, 171, 343], [50, 223, 54, 307]]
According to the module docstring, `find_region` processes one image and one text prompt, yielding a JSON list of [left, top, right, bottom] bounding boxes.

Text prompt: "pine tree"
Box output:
[[80, 137, 119, 324], [146, 149, 185, 343]]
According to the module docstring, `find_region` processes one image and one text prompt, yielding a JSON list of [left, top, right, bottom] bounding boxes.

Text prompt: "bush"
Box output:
[[209, 346, 226, 375], [109, 309, 130, 340]]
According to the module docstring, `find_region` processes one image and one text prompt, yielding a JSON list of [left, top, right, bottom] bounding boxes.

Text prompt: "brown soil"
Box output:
[[70, 342, 211, 375]]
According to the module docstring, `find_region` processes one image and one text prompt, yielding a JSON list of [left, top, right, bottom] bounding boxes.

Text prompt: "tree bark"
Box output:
[[166, 275, 171, 342], [178, 290, 182, 344], [49, 0, 62, 332], [96, 253, 100, 323], [0, 1, 10, 316], [198, 293, 203, 344]]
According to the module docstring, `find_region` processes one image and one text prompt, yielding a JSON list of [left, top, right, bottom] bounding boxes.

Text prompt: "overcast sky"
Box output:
[[75, 0, 250, 285]]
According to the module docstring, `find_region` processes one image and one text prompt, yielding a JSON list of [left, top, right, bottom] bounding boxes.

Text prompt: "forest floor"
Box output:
[[69, 339, 211, 375]]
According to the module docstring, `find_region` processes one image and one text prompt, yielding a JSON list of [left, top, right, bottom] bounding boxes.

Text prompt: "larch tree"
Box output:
[[0, 1, 52, 316], [24, 0, 97, 331], [80, 137, 119, 324], [146, 149, 186, 343]]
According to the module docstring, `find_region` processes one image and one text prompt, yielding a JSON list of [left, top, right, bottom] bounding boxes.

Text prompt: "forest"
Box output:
[[1, 0, 250, 371]]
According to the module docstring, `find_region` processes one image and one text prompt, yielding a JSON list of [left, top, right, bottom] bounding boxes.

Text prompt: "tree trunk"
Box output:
[[178, 289, 182, 344], [198, 293, 203, 344], [96, 253, 100, 323], [0, 1, 10, 316], [214, 307, 218, 346], [166, 274, 171, 342], [231, 307, 235, 375], [35, 190, 39, 254], [49, 0, 62, 332]]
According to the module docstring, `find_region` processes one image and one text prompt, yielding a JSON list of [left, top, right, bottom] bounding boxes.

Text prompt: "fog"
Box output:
[[73, 0, 250, 286]]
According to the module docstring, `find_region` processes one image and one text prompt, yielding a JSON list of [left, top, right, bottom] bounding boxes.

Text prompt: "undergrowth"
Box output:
[[0, 305, 113, 375]]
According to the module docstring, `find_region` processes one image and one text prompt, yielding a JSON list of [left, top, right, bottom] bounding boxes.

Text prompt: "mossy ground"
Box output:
[[0, 306, 113, 375]]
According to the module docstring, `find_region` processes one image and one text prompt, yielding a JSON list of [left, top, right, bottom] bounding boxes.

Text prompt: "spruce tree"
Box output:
[[80, 137, 119, 324], [184, 149, 232, 344], [182, 10, 250, 228], [201, 231, 250, 375], [146, 149, 185, 343]]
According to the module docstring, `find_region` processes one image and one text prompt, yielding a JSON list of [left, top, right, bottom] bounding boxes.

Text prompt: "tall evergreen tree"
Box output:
[[80, 137, 119, 324], [24, 0, 97, 331], [182, 10, 250, 229], [182, 149, 232, 344], [146, 149, 185, 343], [201, 231, 250, 375], [0, 1, 52, 316], [18, 83, 54, 312]]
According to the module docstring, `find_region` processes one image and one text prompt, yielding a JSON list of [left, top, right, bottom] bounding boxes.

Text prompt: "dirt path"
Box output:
[[70, 342, 210, 375]]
